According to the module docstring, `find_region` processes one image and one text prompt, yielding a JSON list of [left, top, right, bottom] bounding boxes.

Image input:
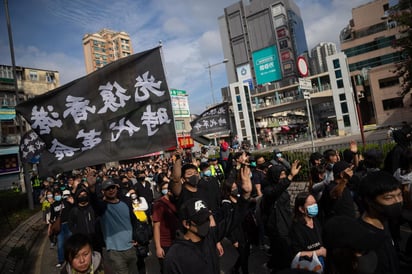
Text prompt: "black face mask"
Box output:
[[77, 196, 89, 205], [257, 164, 265, 170], [193, 220, 210, 238], [187, 175, 199, 187], [373, 201, 403, 219], [357, 251, 378, 274]]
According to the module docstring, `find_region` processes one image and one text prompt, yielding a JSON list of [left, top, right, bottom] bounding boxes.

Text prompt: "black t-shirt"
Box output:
[[289, 218, 323, 256], [359, 219, 399, 274]]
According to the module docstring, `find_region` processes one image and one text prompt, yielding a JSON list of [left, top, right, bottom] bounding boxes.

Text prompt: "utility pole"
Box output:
[[4, 0, 33, 209]]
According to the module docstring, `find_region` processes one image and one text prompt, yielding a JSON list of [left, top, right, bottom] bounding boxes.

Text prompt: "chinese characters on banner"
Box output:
[[16, 47, 177, 176], [190, 102, 230, 137], [20, 130, 45, 163]]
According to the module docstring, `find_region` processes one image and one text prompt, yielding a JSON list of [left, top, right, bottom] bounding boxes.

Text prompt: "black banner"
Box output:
[[190, 102, 230, 137], [16, 47, 176, 176], [20, 130, 45, 163]]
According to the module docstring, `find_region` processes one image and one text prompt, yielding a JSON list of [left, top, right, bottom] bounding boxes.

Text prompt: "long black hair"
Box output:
[[293, 191, 312, 224]]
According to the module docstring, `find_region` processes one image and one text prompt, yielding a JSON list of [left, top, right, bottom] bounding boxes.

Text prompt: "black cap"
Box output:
[[101, 179, 119, 190], [179, 199, 210, 225], [332, 161, 351, 177]]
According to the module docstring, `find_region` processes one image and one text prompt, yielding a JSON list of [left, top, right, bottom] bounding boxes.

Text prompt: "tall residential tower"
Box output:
[[82, 29, 133, 74], [310, 42, 337, 75]]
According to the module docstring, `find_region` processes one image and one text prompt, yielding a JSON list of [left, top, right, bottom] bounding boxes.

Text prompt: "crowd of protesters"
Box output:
[[32, 122, 412, 274]]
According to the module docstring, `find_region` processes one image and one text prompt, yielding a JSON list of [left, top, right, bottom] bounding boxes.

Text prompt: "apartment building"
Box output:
[[82, 29, 133, 74], [310, 42, 338, 75], [0, 65, 60, 188], [340, 0, 411, 126]]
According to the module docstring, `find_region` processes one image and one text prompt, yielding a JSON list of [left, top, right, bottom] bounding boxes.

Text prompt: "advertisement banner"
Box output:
[[252, 46, 282, 85], [236, 64, 254, 91], [171, 95, 190, 118]]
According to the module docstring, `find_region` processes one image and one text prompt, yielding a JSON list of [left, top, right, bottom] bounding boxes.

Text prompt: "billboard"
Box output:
[[236, 64, 254, 91], [252, 46, 282, 85], [170, 89, 190, 118]]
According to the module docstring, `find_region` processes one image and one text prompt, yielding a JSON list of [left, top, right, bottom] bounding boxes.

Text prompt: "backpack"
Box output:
[[133, 220, 153, 246]]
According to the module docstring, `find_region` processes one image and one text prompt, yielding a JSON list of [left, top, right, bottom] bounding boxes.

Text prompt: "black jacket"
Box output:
[[261, 177, 292, 237], [68, 204, 96, 235], [164, 197, 249, 274]]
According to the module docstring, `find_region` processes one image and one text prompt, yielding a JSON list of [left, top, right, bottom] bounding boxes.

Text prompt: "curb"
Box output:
[[0, 210, 44, 273]]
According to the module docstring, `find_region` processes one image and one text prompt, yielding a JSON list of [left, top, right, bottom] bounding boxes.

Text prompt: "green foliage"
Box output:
[[0, 190, 29, 214]]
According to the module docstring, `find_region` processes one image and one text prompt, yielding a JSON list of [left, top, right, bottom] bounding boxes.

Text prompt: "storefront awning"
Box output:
[[0, 108, 16, 120], [0, 146, 19, 155]]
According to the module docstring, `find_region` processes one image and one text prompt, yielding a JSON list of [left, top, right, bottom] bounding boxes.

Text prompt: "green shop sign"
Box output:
[[252, 46, 282, 85]]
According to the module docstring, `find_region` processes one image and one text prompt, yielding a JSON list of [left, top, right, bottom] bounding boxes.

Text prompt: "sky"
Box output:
[[0, 0, 371, 115]]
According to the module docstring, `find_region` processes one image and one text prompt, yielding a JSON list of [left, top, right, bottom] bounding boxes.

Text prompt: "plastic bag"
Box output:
[[291, 251, 323, 273]]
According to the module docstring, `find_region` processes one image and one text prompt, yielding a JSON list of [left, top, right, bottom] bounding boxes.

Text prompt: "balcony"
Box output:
[[252, 85, 333, 118]]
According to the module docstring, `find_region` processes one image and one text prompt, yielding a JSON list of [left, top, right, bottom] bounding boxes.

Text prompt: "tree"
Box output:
[[389, 0, 412, 96]]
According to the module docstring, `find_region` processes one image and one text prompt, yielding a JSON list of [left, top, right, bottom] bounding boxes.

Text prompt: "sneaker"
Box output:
[[56, 263, 62, 268]]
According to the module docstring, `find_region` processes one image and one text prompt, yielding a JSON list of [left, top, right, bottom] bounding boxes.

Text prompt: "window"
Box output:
[[0, 65, 13, 79], [348, 52, 402, 71], [175, 120, 185, 131], [29, 71, 38, 81], [337, 79, 344, 88], [341, 102, 348, 114], [343, 114, 351, 127], [379, 77, 399, 89], [46, 72, 55, 83], [335, 70, 342, 79], [339, 94, 346, 101], [241, 120, 245, 128], [333, 59, 340, 69], [382, 97, 403, 110]]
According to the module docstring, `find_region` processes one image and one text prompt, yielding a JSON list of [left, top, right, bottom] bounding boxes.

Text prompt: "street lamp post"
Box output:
[[206, 59, 228, 105]]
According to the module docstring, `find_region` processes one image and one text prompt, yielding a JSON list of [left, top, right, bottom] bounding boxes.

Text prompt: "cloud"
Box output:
[[163, 18, 191, 37], [11, 43, 84, 85], [3, 0, 372, 115], [296, 0, 370, 51]]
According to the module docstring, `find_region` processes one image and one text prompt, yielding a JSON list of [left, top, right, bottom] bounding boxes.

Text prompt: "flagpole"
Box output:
[[4, 0, 34, 209], [157, 41, 179, 150]]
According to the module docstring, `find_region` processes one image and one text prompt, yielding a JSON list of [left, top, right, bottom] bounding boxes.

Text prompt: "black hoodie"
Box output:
[[164, 197, 249, 274]]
